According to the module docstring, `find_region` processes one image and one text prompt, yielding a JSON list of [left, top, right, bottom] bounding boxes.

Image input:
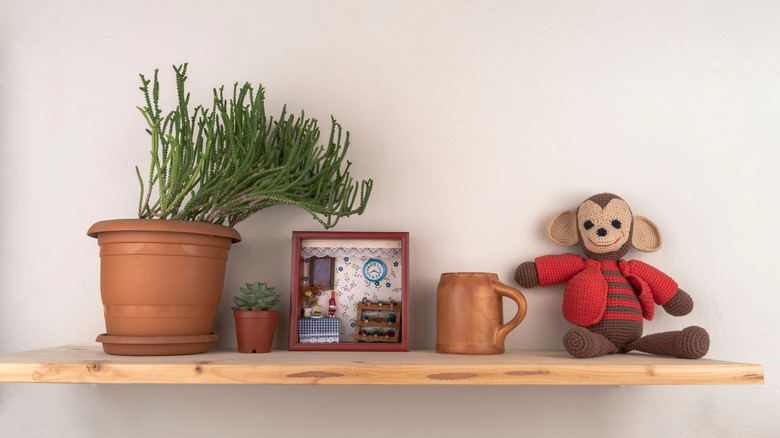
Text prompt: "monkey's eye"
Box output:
[[583, 220, 594, 230], [611, 220, 622, 229]]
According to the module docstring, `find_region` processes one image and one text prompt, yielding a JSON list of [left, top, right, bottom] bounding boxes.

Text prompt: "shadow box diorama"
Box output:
[[289, 231, 409, 351]]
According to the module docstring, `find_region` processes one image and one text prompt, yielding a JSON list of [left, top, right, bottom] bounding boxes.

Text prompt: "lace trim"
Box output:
[[299, 335, 340, 343], [301, 246, 399, 258]]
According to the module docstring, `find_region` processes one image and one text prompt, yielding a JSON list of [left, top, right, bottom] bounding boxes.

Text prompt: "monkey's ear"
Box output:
[[632, 216, 662, 252], [546, 210, 579, 246]]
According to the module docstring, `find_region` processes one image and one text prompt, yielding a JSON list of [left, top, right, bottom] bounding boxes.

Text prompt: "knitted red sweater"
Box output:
[[535, 254, 678, 326]]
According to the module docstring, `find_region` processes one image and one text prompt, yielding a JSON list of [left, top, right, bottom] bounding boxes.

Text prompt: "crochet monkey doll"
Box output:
[[514, 193, 709, 359]]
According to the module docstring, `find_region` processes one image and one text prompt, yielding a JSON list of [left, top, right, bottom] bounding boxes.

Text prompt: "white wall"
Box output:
[[1, 1, 778, 436]]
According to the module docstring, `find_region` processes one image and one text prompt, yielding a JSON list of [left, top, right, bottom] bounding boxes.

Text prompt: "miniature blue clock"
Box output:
[[363, 258, 386, 283]]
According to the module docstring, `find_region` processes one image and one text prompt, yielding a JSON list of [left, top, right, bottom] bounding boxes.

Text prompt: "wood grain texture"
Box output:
[[0, 346, 764, 385]]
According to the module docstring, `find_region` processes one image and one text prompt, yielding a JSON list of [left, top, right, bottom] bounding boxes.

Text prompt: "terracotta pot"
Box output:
[[87, 219, 241, 355], [234, 310, 278, 353]]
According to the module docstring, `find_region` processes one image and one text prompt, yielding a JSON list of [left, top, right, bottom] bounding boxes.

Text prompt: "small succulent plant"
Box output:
[[232, 282, 281, 311]]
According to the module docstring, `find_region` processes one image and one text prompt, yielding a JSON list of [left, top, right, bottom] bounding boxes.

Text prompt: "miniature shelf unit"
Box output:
[[0, 346, 764, 386], [354, 301, 402, 343]]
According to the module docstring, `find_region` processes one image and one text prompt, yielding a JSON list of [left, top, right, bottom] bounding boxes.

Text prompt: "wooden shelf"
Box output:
[[0, 346, 763, 385]]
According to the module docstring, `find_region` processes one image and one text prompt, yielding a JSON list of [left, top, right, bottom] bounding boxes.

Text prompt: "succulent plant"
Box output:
[[232, 282, 281, 311]]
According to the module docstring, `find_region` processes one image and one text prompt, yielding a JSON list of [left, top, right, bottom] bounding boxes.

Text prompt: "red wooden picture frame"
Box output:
[[289, 231, 410, 351]]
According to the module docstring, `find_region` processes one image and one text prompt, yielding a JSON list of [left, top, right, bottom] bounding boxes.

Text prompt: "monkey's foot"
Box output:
[[624, 326, 709, 359], [563, 326, 619, 358]]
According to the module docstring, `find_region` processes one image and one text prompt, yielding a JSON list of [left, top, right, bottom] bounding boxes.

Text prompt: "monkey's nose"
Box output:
[[597, 228, 608, 237]]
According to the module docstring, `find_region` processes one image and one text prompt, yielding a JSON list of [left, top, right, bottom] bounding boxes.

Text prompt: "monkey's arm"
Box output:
[[515, 261, 539, 288], [662, 289, 694, 316], [515, 254, 585, 288], [625, 260, 693, 316]]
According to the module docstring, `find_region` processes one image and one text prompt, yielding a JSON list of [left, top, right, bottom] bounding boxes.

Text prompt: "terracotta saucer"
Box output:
[[95, 333, 219, 356]]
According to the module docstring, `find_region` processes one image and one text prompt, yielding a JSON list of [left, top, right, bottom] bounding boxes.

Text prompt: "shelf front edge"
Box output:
[[0, 347, 765, 386]]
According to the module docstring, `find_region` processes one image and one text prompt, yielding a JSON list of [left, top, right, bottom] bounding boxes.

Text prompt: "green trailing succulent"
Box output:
[[136, 63, 373, 228], [233, 282, 281, 311]]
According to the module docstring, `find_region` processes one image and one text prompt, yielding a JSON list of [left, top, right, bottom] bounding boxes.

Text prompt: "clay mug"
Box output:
[[436, 272, 528, 354]]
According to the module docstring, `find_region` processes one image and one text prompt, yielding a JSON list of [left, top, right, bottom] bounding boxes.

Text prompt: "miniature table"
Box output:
[[298, 318, 339, 343]]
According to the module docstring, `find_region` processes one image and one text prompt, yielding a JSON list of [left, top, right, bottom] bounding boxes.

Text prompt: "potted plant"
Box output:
[[232, 282, 282, 353], [88, 64, 373, 355]]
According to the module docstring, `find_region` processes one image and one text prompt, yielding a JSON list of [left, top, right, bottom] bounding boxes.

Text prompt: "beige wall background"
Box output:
[[1, 1, 778, 436]]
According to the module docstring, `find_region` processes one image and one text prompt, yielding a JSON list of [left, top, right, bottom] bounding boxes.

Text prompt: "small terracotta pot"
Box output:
[[234, 310, 278, 353]]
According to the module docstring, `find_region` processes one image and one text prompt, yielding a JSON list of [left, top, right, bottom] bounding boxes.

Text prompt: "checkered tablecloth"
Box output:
[[298, 318, 339, 343]]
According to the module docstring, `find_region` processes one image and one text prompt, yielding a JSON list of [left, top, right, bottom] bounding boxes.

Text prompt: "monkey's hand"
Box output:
[[514, 261, 539, 288], [662, 289, 694, 316]]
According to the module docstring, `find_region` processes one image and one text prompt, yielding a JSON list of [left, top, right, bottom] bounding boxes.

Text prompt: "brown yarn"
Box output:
[[623, 326, 709, 359], [662, 289, 694, 316], [589, 318, 643, 348], [514, 261, 539, 288], [563, 326, 618, 358], [585, 193, 621, 209]]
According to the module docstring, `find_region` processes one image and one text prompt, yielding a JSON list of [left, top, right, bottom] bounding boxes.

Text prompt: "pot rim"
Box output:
[[233, 309, 280, 318], [87, 218, 241, 243]]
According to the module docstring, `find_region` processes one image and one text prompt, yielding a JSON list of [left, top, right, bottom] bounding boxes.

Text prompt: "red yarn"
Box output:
[[562, 259, 606, 326], [535, 254, 678, 325], [623, 260, 678, 305], [536, 253, 585, 286]]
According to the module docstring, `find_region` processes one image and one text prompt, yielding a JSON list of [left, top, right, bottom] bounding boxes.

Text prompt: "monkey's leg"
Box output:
[[563, 326, 619, 358], [623, 326, 709, 359]]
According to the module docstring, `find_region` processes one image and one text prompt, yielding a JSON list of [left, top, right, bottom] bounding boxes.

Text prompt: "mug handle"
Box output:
[[491, 279, 528, 347]]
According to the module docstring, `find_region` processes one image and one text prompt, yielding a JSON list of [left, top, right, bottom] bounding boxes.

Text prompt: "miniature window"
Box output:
[[310, 256, 334, 289]]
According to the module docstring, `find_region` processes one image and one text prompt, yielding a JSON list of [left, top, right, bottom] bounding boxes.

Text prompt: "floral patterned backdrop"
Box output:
[[302, 248, 403, 342]]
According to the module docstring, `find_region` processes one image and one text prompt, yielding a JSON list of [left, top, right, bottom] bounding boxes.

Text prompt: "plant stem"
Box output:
[[136, 64, 373, 228]]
